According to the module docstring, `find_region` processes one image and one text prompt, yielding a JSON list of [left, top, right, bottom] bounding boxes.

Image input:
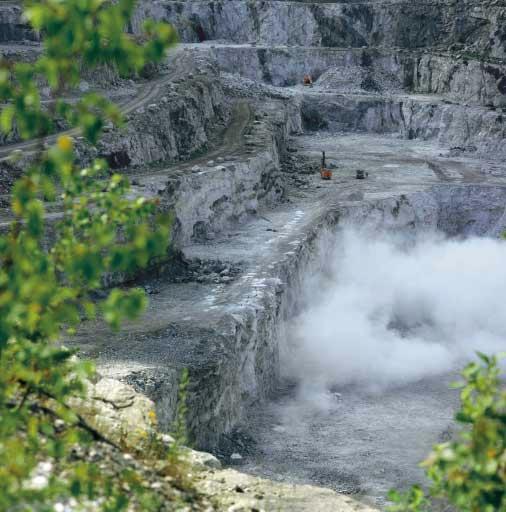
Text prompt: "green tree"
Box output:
[[0, 1, 178, 509], [388, 353, 506, 512]]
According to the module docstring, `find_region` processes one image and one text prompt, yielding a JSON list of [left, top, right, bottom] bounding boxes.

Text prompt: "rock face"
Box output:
[[413, 54, 506, 107], [339, 185, 506, 238], [136, 0, 506, 58], [160, 103, 289, 246], [300, 92, 506, 157], [98, 71, 230, 168], [199, 44, 506, 107], [201, 46, 408, 89], [74, 377, 158, 450], [0, 4, 38, 43]]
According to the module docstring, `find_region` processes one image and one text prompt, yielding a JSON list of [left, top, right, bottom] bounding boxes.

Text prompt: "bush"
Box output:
[[0, 1, 180, 510]]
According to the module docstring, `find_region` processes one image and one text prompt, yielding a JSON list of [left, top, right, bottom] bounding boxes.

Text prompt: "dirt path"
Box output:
[[0, 74, 169, 161], [129, 99, 252, 181], [0, 99, 252, 226]]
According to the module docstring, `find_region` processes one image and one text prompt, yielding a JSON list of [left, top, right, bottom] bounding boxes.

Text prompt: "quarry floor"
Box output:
[[74, 131, 506, 365], [73, 129, 506, 508], [237, 373, 460, 508]]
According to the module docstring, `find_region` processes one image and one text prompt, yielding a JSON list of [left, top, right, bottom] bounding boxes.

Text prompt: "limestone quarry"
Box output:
[[2, 0, 506, 510]]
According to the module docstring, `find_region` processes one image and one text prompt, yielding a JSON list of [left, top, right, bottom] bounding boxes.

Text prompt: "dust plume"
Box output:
[[286, 228, 506, 395]]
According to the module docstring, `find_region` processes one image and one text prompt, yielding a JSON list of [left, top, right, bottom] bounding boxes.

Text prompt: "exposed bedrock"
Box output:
[[301, 93, 403, 133], [75, 207, 338, 449], [2, 0, 506, 60], [153, 99, 294, 247], [199, 45, 409, 90], [97, 75, 229, 168], [300, 93, 506, 157], [76, 181, 506, 451], [0, 62, 231, 195], [433, 185, 506, 236], [400, 99, 506, 156], [2, 0, 506, 494], [413, 54, 506, 108], [191, 44, 506, 107], [0, 4, 38, 43], [134, 0, 506, 58], [340, 184, 506, 238]]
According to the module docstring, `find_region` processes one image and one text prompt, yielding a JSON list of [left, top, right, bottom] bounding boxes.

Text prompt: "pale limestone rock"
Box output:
[[202, 467, 379, 512], [72, 377, 157, 450], [185, 448, 222, 470]]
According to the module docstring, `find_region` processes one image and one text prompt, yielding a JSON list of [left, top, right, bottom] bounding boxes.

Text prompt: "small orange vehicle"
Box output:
[[320, 151, 332, 180]]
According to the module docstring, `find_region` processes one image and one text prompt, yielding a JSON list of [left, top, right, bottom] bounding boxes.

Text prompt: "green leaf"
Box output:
[[0, 1, 176, 509], [0, 105, 15, 134]]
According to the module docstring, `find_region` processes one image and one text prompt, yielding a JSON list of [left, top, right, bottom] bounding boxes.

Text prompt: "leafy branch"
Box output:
[[0, 1, 181, 510]]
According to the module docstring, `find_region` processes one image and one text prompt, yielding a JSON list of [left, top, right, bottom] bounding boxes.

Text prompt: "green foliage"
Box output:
[[165, 368, 194, 493], [0, 0, 177, 143], [171, 368, 190, 450], [388, 353, 506, 512], [0, 1, 180, 510]]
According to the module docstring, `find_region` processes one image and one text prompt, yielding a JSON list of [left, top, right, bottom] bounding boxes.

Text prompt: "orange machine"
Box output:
[[320, 151, 332, 180]]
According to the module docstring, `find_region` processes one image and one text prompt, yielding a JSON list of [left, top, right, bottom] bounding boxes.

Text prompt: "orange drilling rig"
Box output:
[[320, 151, 332, 180]]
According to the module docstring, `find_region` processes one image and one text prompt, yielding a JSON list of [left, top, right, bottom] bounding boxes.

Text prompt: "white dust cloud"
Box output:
[[287, 229, 506, 394]]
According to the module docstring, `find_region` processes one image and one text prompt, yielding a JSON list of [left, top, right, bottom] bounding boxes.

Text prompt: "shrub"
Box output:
[[0, 1, 180, 509]]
